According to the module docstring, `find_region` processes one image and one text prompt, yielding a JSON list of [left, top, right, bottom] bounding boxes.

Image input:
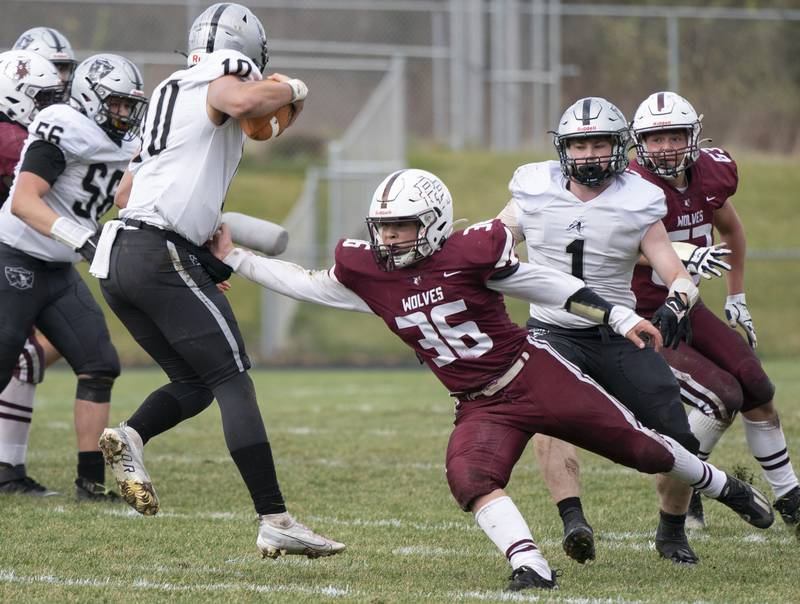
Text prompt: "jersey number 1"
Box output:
[[566, 239, 585, 280]]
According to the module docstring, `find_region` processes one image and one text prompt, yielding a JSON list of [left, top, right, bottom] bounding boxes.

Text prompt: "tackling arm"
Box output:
[[222, 247, 373, 314]]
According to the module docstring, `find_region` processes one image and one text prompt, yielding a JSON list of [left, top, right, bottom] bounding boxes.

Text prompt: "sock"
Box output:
[[0, 377, 35, 467], [77, 451, 105, 484], [657, 510, 687, 539], [743, 415, 799, 498], [662, 434, 727, 499], [688, 409, 731, 460], [556, 496, 587, 528], [230, 442, 286, 515], [474, 496, 551, 576]]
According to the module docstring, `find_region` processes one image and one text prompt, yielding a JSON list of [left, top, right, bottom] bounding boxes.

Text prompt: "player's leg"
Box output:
[[513, 340, 774, 530], [689, 303, 799, 533], [661, 332, 744, 529], [0, 246, 56, 495], [446, 406, 557, 591], [36, 269, 121, 501], [526, 324, 594, 563]]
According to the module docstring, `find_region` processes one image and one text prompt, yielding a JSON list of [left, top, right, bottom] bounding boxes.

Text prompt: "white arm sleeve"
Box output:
[[224, 248, 373, 313], [486, 261, 584, 306]]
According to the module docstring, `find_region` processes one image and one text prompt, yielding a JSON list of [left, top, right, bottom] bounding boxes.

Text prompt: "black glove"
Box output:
[[77, 231, 100, 263], [652, 295, 692, 350]]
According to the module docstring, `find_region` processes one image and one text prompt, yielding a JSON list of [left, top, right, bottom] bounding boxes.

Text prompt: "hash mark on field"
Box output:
[[0, 569, 355, 598]]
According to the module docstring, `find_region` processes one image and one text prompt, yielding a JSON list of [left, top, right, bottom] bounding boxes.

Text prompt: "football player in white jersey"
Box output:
[[0, 52, 147, 501], [1, 27, 79, 496], [497, 98, 705, 565], [93, 3, 342, 559]]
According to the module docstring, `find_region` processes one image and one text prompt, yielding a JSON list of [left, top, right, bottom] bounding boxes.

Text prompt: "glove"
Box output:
[[685, 243, 732, 280], [652, 294, 692, 350], [77, 231, 100, 263], [725, 293, 757, 349]]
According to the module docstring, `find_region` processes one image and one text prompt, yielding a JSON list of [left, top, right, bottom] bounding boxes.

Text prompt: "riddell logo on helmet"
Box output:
[[191, 54, 202, 64], [577, 125, 597, 131], [653, 121, 674, 126]]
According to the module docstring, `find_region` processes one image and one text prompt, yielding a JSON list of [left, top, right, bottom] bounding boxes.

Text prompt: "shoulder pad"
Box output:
[[697, 148, 738, 200], [453, 219, 518, 272], [29, 105, 95, 157], [333, 238, 375, 286], [188, 50, 262, 83], [618, 172, 667, 224], [509, 161, 558, 199]]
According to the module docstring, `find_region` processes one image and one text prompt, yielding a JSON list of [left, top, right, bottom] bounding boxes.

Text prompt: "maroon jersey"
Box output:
[[629, 148, 738, 316], [333, 219, 527, 393], [0, 119, 27, 206]]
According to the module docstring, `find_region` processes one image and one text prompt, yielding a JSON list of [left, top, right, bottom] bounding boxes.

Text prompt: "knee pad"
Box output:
[[739, 359, 776, 411], [446, 456, 502, 512], [76, 374, 115, 403]]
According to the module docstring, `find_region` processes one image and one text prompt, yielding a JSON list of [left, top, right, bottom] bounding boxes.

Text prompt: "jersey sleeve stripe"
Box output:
[[494, 225, 517, 268]]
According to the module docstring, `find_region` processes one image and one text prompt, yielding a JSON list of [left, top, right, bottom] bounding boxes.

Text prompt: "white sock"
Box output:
[[688, 408, 731, 460], [474, 496, 551, 577], [0, 377, 36, 467], [661, 434, 727, 499], [743, 415, 799, 498]]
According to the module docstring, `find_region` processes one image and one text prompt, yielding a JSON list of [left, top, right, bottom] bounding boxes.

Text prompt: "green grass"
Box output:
[[1, 362, 798, 602]]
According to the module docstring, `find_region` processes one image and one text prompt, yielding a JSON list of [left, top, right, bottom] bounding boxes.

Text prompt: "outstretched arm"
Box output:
[[212, 225, 372, 314]]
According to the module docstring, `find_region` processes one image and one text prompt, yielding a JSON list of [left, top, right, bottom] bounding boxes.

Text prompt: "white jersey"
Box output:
[[506, 160, 666, 328], [121, 49, 261, 246], [0, 104, 137, 263]]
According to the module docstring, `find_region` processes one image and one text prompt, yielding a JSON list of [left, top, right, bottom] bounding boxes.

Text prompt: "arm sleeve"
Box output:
[[486, 261, 584, 306], [224, 247, 374, 314], [19, 140, 66, 186], [496, 199, 525, 244]]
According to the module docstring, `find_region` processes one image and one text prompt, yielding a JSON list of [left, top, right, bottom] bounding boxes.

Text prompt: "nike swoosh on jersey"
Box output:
[[705, 195, 716, 202], [443, 271, 462, 278]]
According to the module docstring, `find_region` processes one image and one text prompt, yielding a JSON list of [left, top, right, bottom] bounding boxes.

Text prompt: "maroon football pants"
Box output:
[[662, 302, 774, 416], [445, 338, 676, 510]]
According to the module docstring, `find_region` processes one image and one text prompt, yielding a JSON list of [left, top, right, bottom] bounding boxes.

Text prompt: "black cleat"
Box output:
[[0, 463, 58, 497], [686, 490, 706, 530], [716, 475, 774, 529], [562, 517, 595, 564], [75, 477, 122, 502], [773, 486, 800, 539], [656, 520, 699, 565], [506, 566, 559, 592]]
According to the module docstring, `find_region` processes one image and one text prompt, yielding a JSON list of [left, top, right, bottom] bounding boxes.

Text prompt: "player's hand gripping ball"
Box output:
[[241, 104, 295, 141]]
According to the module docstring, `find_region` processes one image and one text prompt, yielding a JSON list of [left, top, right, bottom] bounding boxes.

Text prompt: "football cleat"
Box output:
[[75, 477, 122, 502], [0, 463, 58, 497], [506, 566, 559, 592], [655, 520, 699, 565], [686, 490, 706, 530], [257, 512, 345, 559], [98, 423, 158, 516], [562, 516, 595, 564], [773, 485, 800, 539], [716, 475, 774, 529]]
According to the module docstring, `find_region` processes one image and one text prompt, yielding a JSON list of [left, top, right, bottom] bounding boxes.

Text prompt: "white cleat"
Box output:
[[257, 512, 345, 559], [98, 423, 159, 516]]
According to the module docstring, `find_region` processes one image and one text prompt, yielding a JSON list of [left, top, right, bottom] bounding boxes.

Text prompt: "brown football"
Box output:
[[241, 104, 295, 141]]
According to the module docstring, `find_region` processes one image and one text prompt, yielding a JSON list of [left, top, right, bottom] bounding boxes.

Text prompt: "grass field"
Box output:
[[1, 362, 798, 603]]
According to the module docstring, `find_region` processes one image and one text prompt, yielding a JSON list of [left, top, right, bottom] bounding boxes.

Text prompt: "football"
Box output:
[[241, 104, 296, 141]]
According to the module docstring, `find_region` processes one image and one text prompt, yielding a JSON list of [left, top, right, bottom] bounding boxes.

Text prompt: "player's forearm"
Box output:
[[719, 223, 746, 295], [10, 190, 61, 237], [487, 261, 583, 306], [223, 248, 372, 313]]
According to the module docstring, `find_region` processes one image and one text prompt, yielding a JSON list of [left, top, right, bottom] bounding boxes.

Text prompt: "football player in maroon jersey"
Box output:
[[211, 168, 774, 591], [630, 91, 799, 536]]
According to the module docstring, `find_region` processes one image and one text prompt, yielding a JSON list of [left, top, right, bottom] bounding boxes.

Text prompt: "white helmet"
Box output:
[[552, 97, 631, 187], [0, 50, 65, 127], [366, 169, 454, 271], [13, 27, 77, 89], [71, 54, 148, 142], [187, 3, 268, 73], [632, 91, 703, 177]]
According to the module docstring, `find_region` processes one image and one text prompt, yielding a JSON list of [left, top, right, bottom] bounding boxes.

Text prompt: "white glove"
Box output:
[[725, 293, 757, 349], [686, 243, 732, 279]]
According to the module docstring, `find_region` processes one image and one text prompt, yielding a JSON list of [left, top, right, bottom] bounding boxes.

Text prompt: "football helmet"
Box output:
[[187, 3, 269, 73], [13, 27, 77, 90], [632, 91, 703, 177], [0, 50, 65, 127], [71, 54, 148, 142], [553, 97, 631, 187], [366, 169, 454, 271]]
